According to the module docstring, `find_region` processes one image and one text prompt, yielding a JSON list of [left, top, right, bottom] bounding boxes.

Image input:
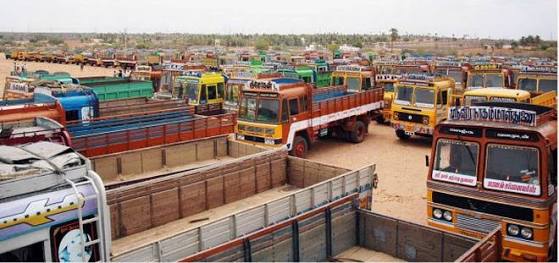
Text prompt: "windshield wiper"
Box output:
[[456, 134, 477, 168]]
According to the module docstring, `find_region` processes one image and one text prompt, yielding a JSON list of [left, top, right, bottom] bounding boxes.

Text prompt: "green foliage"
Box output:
[[48, 38, 64, 45], [254, 37, 270, 51]]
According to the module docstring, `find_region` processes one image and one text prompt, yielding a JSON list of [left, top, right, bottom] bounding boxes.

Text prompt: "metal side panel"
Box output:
[[313, 183, 329, 207], [112, 244, 158, 262], [344, 172, 358, 194], [295, 189, 312, 214], [159, 229, 200, 262], [358, 166, 373, 188], [331, 177, 344, 200], [266, 197, 291, 225], [201, 217, 233, 250], [236, 205, 266, 236]]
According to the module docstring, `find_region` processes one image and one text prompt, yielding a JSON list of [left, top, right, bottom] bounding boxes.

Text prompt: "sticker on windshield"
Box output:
[[432, 170, 477, 186], [484, 178, 541, 196]]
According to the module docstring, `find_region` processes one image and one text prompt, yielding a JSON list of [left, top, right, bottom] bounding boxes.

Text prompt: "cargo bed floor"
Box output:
[[335, 246, 404, 262], [111, 184, 300, 257]]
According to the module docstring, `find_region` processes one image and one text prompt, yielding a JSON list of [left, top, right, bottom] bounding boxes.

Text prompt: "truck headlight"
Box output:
[[443, 210, 453, 222], [520, 227, 533, 239], [265, 128, 274, 135], [433, 208, 443, 219], [422, 116, 429, 125], [236, 134, 245, 140], [507, 224, 520, 236], [265, 138, 275, 145]]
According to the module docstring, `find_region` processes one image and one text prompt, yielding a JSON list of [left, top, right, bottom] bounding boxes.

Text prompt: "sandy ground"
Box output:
[[307, 122, 432, 226], [0, 54, 115, 94], [336, 246, 404, 262]]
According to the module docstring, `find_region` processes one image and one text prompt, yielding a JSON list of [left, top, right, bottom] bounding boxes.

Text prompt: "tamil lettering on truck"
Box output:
[[0, 142, 111, 262], [236, 78, 383, 157], [391, 74, 455, 139], [427, 103, 557, 261]]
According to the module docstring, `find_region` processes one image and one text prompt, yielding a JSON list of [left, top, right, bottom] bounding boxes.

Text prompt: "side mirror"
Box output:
[[425, 155, 430, 167]]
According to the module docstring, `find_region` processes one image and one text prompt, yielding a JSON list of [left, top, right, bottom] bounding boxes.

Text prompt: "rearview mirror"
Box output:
[[425, 155, 430, 167]]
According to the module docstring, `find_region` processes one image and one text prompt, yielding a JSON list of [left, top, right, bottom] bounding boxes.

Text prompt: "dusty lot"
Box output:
[[307, 122, 432, 225], [0, 54, 115, 94]]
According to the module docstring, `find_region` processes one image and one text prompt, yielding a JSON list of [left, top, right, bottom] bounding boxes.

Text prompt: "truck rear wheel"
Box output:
[[291, 136, 308, 158], [396, 129, 410, 140], [375, 115, 386, 124], [350, 121, 366, 143]]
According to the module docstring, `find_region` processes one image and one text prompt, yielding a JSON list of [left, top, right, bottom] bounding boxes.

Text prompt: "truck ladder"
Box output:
[[65, 176, 106, 262]]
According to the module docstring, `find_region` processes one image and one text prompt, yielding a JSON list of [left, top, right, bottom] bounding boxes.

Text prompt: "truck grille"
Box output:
[[395, 112, 423, 124], [456, 214, 500, 233]]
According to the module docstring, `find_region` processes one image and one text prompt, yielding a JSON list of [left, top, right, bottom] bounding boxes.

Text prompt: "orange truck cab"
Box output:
[[236, 78, 384, 157], [427, 102, 557, 261]]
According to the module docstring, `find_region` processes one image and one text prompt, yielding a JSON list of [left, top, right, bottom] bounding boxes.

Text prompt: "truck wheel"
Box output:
[[375, 115, 386, 124], [350, 121, 366, 143], [396, 129, 410, 140], [290, 136, 308, 158]]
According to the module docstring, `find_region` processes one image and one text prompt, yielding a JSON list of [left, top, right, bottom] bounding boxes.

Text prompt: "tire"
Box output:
[[290, 136, 308, 158], [396, 129, 410, 140], [349, 121, 366, 143], [375, 115, 385, 124]]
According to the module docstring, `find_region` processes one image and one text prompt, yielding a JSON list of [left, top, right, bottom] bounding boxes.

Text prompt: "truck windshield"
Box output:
[[394, 86, 413, 105], [485, 74, 503, 87], [383, 82, 394, 92], [484, 144, 540, 196], [433, 139, 478, 186], [415, 88, 435, 108], [347, 77, 360, 92], [225, 83, 241, 104], [239, 97, 279, 124], [519, 78, 537, 92], [465, 95, 487, 105], [186, 82, 199, 103], [448, 71, 463, 84], [539, 79, 557, 93], [468, 74, 484, 88]]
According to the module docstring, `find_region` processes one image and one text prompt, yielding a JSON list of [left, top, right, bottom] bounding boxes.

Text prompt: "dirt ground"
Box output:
[[307, 122, 432, 225], [0, 53, 115, 94]]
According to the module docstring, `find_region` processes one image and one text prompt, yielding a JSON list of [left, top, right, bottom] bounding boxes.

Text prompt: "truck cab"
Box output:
[[427, 103, 557, 261], [0, 142, 111, 262], [331, 65, 374, 93], [174, 72, 225, 114], [465, 64, 510, 90], [515, 66, 557, 108], [433, 62, 466, 90], [391, 75, 455, 139]]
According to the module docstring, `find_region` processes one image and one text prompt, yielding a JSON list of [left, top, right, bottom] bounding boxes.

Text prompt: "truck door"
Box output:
[[436, 89, 449, 123]]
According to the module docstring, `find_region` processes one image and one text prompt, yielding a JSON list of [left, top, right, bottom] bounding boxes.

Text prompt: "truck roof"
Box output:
[[464, 88, 531, 98], [245, 78, 304, 92], [0, 141, 88, 199]]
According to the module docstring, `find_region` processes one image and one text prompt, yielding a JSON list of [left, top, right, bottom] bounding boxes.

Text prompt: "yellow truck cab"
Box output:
[[465, 64, 510, 90], [331, 65, 374, 93], [391, 75, 455, 139], [374, 73, 399, 123], [515, 66, 557, 108], [463, 88, 531, 105], [174, 72, 225, 114]]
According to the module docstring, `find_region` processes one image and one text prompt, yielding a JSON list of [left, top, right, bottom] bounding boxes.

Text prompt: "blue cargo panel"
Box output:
[[313, 90, 347, 102], [67, 110, 193, 138]]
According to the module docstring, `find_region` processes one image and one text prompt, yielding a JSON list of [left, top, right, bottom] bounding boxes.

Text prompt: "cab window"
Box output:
[[519, 78, 538, 92], [200, 85, 207, 103], [281, 99, 288, 122], [300, 96, 308, 112], [207, 85, 217, 100], [289, 98, 299, 115], [549, 149, 557, 187], [362, 78, 372, 89], [539, 79, 557, 93], [217, 83, 224, 98]]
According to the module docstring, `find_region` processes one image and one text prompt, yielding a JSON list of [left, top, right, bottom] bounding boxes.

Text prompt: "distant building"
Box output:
[[339, 44, 360, 52]]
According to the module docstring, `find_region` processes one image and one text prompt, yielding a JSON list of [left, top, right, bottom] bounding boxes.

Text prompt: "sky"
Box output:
[[0, 0, 557, 40]]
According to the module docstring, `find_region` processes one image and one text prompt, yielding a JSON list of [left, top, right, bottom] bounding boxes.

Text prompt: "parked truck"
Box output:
[[427, 102, 557, 261], [0, 116, 71, 146], [235, 78, 384, 157], [0, 142, 111, 262]]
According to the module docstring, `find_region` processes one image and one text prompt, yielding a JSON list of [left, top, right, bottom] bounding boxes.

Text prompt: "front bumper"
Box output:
[[392, 121, 433, 135]]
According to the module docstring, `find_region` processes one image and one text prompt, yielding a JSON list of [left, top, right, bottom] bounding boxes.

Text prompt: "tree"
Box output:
[[389, 28, 399, 51], [327, 43, 339, 58], [511, 41, 519, 49], [255, 37, 270, 51]]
